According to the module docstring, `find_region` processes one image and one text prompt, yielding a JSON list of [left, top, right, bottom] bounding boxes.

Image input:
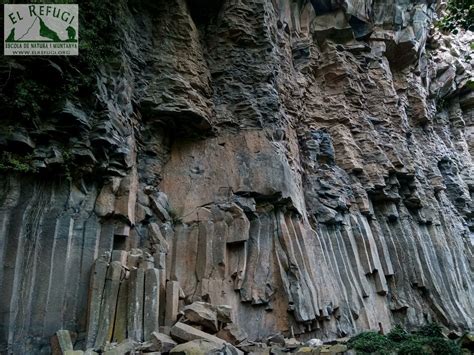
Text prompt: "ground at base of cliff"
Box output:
[[51, 318, 473, 355]]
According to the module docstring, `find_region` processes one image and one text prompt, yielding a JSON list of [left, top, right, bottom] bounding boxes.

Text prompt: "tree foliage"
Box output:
[[347, 323, 464, 355], [437, 0, 474, 33]]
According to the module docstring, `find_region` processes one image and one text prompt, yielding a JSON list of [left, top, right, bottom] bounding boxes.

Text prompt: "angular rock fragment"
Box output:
[[170, 322, 242, 355], [266, 334, 285, 347], [312, 10, 353, 43], [148, 222, 170, 252], [216, 305, 233, 324], [111, 249, 128, 265], [150, 331, 178, 353], [150, 193, 171, 221], [170, 339, 235, 355], [284, 337, 300, 349], [183, 301, 219, 332], [114, 169, 138, 224], [216, 324, 248, 345], [103, 339, 136, 355], [225, 204, 250, 244]]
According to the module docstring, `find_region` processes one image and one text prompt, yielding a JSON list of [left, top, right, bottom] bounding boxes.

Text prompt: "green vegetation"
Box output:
[[415, 322, 443, 338], [0, 148, 79, 178], [0, 0, 128, 178], [387, 325, 410, 343], [62, 149, 74, 181], [0, 0, 125, 124], [347, 323, 464, 354], [437, 0, 473, 33], [0, 152, 36, 173], [347, 332, 395, 354]]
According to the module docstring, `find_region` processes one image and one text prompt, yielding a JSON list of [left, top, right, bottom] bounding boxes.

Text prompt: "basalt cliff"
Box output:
[[0, 0, 473, 353]]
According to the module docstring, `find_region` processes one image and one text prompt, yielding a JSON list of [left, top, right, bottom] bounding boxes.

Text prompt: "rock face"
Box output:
[[0, 0, 473, 353]]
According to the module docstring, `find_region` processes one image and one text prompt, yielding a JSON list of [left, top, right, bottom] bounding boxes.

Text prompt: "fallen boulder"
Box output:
[[266, 333, 285, 347], [170, 339, 235, 354], [216, 324, 248, 345], [328, 344, 348, 353], [284, 337, 300, 349], [237, 341, 269, 354], [183, 302, 219, 332], [170, 322, 242, 355], [216, 305, 233, 324], [150, 331, 178, 353], [103, 339, 136, 355]]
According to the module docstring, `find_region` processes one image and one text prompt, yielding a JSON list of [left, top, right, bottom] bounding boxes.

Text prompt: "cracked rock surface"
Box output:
[[0, 0, 472, 353]]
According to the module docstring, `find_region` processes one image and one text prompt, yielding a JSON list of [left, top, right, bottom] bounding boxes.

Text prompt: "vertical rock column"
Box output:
[[85, 249, 163, 350]]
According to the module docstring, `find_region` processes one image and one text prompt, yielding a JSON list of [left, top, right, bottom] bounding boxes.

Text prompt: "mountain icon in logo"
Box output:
[[6, 16, 77, 43], [4, 4, 79, 55], [39, 16, 61, 41]]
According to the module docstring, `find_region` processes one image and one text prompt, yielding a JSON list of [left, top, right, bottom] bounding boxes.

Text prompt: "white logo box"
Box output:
[[4, 4, 79, 56]]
